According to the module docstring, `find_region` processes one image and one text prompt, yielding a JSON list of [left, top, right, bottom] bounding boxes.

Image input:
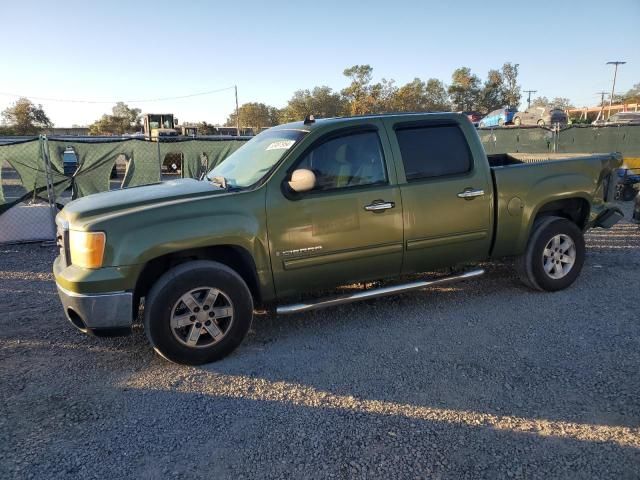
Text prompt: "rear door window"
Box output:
[[395, 125, 472, 181]]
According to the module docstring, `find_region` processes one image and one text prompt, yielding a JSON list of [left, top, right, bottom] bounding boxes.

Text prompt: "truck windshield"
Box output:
[[206, 129, 307, 188]]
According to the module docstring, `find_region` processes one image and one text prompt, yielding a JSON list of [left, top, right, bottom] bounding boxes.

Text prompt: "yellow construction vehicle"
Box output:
[[143, 113, 179, 139]]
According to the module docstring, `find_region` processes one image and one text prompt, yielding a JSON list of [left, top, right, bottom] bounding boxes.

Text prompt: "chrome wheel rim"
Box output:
[[542, 234, 576, 279], [170, 287, 234, 348]]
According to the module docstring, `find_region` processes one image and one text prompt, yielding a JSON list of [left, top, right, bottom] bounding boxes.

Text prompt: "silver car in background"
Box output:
[[513, 107, 568, 127]]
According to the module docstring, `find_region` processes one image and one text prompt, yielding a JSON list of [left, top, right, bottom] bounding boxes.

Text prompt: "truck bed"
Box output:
[[488, 152, 622, 258]]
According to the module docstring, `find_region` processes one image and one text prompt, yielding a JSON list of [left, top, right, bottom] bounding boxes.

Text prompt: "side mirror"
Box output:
[[288, 169, 316, 193]]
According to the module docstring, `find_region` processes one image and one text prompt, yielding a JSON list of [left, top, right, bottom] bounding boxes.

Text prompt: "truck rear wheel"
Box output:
[[144, 260, 253, 365], [516, 217, 585, 292]]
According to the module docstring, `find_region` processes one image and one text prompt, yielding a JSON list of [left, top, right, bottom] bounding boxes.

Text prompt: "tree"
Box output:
[[196, 121, 217, 135], [448, 67, 481, 111], [531, 96, 574, 110], [622, 83, 640, 103], [281, 86, 346, 122], [501, 62, 521, 108], [225, 102, 280, 132], [479, 69, 506, 114], [341, 65, 397, 115], [392, 78, 450, 112], [88, 102, 141, 135], [1, 97, 53, 134]]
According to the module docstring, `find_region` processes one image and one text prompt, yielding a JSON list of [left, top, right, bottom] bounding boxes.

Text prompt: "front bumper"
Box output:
[[56, 284, 133, 336]]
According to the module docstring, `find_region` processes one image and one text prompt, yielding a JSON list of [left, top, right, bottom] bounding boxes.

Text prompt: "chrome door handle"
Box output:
[[457, 189, 485, 199], [364, 200, 395, 211]]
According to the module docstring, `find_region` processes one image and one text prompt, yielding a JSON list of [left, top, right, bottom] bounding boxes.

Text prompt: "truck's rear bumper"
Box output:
[[56, 284, 133, 337]]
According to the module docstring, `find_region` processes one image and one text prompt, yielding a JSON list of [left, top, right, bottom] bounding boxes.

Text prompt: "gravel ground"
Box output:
[[1, 202, 639, 479]]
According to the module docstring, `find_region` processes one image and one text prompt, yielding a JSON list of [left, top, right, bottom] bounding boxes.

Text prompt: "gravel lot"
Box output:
[[1, 202, 639, 479]]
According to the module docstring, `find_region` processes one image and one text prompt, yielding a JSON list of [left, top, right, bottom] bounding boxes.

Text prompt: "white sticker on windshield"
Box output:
[[266, 140, 295, 151]]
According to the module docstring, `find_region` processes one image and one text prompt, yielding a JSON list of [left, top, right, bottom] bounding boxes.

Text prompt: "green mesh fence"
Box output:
[[0, 139, 51, 210], [123, 140, 162, 187], [479, 125, 640, 158], [0, 136, 248, 208], [158, 138, 246, 180]]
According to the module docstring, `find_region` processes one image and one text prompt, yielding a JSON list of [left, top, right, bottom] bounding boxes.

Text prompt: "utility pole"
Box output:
[[594, 91, 608, 122], [235, 85, 240, 136], [523, 90, 537, 110], [606, 61, 626, 119]]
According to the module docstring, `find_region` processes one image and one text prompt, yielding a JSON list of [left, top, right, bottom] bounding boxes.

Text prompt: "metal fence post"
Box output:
[[40, 135, 58, 239]]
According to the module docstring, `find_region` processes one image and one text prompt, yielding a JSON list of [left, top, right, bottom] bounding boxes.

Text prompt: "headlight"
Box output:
[[69, 231, 106, 269]]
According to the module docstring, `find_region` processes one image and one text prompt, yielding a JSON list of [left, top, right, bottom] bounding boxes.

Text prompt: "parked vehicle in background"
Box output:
[[513, 107, 568, 127], [478, 107, 517, 127], [462, 111, 482, 126], [604, 112, 640, 125], [53, 112, 624, 365], [62, 147, 79, 176]]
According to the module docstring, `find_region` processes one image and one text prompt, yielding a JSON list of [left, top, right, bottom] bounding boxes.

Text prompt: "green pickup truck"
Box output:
[[54, 113, 623, 365]]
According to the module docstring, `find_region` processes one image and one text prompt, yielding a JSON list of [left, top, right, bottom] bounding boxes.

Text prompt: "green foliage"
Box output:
[[622, 83, 640, 103], [281, 86, 347, 122], [501, 62, 521, 108], [530, 96, 574, 110], [196, 121, 218, 135], [479, 69, 506, 113], [88, 102, 141, 135], [225, 102, 280, 132], [392, 78, 450, 112], [1, 97, 53, 134], [224, 62, 522, 125], [448, 67, 482, 112], [341, 65, 397, 115]]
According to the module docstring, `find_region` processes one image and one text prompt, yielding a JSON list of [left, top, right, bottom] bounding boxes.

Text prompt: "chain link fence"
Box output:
[[0, 135, 248, 245]]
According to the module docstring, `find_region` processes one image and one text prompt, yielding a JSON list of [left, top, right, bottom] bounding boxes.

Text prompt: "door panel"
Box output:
[[265, 124, 404, 299], [382, 118, 494, 274], [267, 184, 403, 298], [399, 177, 492, 273]]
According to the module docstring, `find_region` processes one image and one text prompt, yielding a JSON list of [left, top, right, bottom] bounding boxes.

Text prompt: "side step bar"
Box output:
[[276, 268, 484, 315]]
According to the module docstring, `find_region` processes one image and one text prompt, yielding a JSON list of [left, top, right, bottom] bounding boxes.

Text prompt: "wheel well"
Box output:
[[534, 198, 590, 229], [134, 246, 261, 307]]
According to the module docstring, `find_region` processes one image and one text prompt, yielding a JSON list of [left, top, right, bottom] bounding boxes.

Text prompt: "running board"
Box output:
[[276, 268, 485, 315]]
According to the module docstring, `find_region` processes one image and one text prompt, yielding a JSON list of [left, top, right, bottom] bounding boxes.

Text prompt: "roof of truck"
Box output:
[[272, 111, 465, 132]]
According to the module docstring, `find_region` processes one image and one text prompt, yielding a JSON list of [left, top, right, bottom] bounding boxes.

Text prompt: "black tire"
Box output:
[[144, 260, 253, 365], [515, 217, 585, 292]]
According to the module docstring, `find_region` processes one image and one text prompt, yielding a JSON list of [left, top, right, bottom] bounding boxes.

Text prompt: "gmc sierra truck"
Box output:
[[53, 113, 623, 365]]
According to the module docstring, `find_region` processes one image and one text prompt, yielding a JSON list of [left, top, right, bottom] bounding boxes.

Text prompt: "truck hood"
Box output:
[[61, 179, 224, 227]]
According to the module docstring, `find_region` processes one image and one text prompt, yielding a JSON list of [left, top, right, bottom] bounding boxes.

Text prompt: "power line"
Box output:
[[0, 86, 236, 104]]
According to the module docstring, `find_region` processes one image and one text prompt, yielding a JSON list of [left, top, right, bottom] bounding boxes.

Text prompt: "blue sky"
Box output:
[[1, 0, 638, 127]]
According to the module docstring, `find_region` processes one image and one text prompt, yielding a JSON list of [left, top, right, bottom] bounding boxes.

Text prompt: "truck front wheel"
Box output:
[[144, 260, 253, 365], [516, 217, 585, 292]]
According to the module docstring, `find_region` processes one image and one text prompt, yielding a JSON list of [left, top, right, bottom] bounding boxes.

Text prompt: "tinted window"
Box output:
[[297, 131, 387, 191], [395, 125, 472, 181]]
